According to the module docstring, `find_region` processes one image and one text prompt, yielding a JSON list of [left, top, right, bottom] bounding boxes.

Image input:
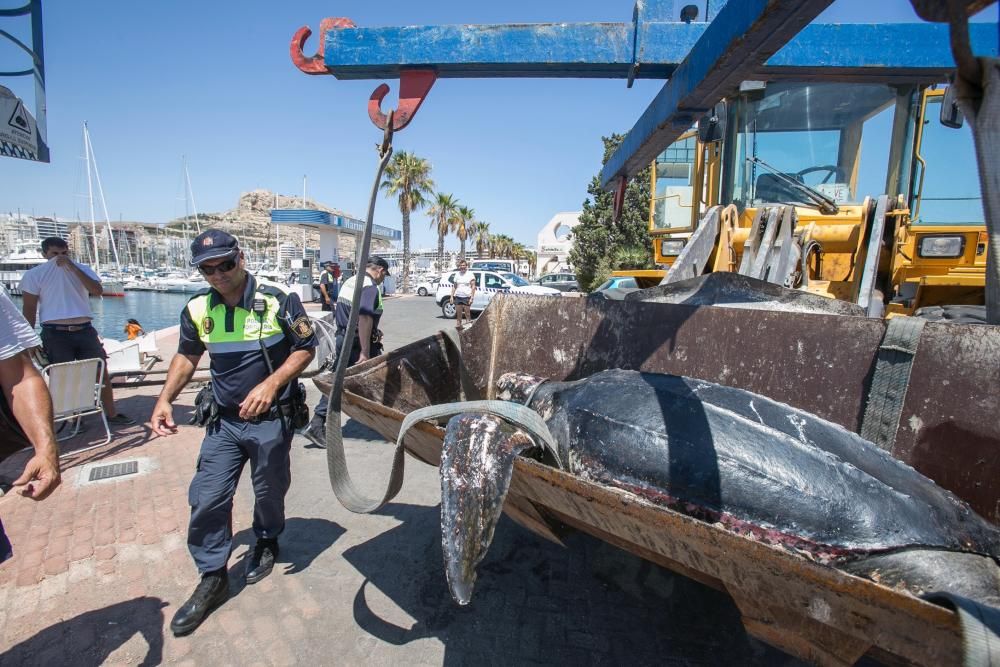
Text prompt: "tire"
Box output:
[[913, 304, 987, 325], [441, 300, 457, 319], [417, 287, 428, 296]]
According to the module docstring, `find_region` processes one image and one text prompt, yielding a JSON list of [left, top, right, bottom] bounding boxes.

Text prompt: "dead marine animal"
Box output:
[[439, 369, 1000, 608]]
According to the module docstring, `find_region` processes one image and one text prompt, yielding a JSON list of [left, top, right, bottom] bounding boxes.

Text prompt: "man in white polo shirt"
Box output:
[[0, 287, 61, 562], [20, 237, 133, 425]]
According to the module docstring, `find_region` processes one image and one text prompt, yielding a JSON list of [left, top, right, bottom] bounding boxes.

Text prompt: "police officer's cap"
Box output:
[[368, 256, 391, 275], [190, 229, 240, 266]]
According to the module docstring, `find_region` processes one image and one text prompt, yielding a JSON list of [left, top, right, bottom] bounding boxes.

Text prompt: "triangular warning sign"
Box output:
[[7, 99, 30, 135]]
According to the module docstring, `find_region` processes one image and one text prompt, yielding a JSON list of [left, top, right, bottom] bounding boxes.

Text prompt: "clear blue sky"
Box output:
[[0, 1, 995, 251]]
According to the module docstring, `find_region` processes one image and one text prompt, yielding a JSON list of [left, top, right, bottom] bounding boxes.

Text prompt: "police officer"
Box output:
[[150, 230, 316, 636], [318, 260, 339, 311], [301, 256, 388, 446]]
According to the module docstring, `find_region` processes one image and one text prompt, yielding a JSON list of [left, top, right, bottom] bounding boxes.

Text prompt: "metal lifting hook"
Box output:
[[368, 70, 438, 132], [290, 18, 356, 75]]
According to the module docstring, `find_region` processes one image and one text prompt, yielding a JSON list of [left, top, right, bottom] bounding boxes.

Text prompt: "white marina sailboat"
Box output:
[[81, 122, 125, 297]]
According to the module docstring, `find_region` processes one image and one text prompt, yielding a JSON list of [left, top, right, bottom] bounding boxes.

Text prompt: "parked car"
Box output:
[[535, 272, 579, 292], [593, 276, 638, 292], [415, 275, 438, 296], [436, 270, 561, 318]]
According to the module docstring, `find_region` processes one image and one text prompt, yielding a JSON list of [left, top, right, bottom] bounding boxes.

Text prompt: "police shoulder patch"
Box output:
[[202, 316, 214, 334], [292, 316, 313, 339]]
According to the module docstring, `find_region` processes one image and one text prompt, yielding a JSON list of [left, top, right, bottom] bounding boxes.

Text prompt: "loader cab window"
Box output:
[[651, 133, 697, 232], [909, 90, 984, 226], [724, 82, 897, 211]]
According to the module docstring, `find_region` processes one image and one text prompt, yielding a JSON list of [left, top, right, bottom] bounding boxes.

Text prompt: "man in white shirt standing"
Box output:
[[20, 237, 133, 426], [0, 287, 61, 562], [450, 260, 477, 331]]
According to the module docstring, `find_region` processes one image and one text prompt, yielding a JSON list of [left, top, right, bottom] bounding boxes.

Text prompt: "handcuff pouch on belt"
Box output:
[[189, 384, 219, 427]]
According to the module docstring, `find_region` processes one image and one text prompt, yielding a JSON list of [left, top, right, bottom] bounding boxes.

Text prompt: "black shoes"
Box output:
[[301, 416, 326, 448], [245, 539, 279, 584], [170, 569, 229, 636]]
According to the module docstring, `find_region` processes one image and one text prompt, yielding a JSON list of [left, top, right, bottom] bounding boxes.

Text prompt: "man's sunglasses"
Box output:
[[198, 258, 238, 276]]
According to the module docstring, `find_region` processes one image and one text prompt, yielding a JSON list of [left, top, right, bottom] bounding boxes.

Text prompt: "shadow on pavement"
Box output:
[[0, 596, 167, 666], [229, 517, 346, 594], [341, 503, 791, 665]]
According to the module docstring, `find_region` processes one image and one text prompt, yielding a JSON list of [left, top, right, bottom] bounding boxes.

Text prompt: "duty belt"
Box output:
[[42, 323, 93, 332], [218, 401, 296, 423]]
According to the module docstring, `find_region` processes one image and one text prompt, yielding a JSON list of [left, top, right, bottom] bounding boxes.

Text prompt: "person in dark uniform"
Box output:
[[300, 256, 388, 447], [318, 260, 339, 311], [150, 230, 316, 636]]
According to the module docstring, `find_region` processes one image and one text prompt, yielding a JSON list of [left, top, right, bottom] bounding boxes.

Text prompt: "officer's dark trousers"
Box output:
[[188, 414, 292, 573]]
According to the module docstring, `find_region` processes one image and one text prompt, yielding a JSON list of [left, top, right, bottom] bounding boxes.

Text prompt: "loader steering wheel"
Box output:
[[795, 165, 844, 184]]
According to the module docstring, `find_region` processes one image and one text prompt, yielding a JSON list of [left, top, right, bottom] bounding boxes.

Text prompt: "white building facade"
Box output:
[[535, 211, 581, 278]]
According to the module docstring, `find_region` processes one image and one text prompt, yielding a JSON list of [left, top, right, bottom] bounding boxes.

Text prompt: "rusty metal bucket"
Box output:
[[327, 293, 1000, 665]]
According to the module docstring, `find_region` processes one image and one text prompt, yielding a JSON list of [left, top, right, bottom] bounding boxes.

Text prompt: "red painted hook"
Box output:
[[291, 17, 356, 75], [368, 70, 438, 132]]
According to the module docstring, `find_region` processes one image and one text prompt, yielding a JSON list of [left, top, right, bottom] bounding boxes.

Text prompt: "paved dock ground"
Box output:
[[0, 295, 797, 666]]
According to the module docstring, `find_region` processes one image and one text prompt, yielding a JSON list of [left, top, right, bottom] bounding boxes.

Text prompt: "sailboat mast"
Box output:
[[84, 124, 122, 272], [183, 156, 202, 234], [84, 123, 100, 272]]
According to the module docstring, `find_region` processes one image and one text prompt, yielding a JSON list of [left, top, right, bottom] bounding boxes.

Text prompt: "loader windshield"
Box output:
[[726, 82, 896, 210]]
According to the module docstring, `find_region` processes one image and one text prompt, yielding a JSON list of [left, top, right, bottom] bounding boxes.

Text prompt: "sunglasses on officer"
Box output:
[[198, 257, 239, 276]]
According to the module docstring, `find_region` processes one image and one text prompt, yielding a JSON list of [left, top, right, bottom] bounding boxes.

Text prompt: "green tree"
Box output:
[[428, 192, 459, 271], [455, 205, 475, 262], [381, 151, 434, 293], [569, 134, 653, 291], [489, 233, 514, 259], [472, 221, 491, 259]]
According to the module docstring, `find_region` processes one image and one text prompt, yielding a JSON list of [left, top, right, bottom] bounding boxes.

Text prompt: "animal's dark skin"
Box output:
[[435, 369, 1000, 606]]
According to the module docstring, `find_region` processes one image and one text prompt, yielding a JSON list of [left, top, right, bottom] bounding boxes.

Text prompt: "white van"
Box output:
[[470, 259, 517, 274], [435, 269, 560, 318]]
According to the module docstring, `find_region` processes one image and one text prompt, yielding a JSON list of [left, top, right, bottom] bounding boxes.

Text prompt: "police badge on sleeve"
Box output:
[[291, 316, 314, 339]]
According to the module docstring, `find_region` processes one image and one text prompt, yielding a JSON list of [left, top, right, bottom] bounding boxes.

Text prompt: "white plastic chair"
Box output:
[[42, 358, 111, 446]]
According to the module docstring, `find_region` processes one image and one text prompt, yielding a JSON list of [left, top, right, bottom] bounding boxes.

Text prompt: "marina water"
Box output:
[[11, 290, 194, 342]]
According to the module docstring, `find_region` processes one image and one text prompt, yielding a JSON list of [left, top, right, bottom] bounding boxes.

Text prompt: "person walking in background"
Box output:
[[301, 256, 388, 447], [318, 260, 339, 311], [124, 319, 145, 340], [150, 230, 316, 636], [450, 259, 476, 331], [19, 237, 134, 426], [0, 288, 61, 563]]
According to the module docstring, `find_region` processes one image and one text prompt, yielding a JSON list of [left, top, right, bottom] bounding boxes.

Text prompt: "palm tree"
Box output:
[[381, 151, 434, 293], [428, 192, 459, 271], [472, 221, 491, 259], [455, 205, 475, 262], [490, 233, 513, 259]]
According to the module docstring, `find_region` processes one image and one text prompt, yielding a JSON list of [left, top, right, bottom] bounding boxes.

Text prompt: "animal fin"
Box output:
[[440, 414, 536, 604]]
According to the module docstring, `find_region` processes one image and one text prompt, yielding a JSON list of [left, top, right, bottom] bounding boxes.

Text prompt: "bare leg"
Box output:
[[100, 368, 118, 417]]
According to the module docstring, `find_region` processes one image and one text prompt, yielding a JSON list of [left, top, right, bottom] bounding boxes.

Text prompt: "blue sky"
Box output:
[[0, 0, 996, 251]]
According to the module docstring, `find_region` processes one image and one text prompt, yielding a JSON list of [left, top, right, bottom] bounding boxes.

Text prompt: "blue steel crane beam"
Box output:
[[317, 22, 997, 83]]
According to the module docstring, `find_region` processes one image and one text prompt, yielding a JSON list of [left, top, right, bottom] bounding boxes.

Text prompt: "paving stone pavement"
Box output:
[[0, 295, 801, 665]]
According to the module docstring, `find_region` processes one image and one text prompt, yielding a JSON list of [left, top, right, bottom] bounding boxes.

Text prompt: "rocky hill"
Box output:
[[165, 189, 393, 259]]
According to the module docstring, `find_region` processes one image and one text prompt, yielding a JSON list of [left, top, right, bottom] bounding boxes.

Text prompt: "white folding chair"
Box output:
[[42, 358, 111, 446]]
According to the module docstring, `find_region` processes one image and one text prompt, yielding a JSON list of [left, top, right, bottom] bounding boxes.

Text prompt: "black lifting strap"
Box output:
[[859, 316, 926, 451]]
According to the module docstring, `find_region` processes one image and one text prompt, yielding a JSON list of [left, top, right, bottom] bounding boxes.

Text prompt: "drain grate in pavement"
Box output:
[[88, 461, 139, 482]]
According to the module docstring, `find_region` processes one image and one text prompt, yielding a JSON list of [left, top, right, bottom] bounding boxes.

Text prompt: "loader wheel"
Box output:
[[912, 305, 987, 325]]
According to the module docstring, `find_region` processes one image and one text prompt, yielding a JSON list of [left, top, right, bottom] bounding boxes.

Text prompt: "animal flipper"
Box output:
[[440, 414, 537, 605]]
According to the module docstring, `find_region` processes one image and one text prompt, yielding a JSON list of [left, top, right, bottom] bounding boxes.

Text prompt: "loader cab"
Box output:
[[720, 81, 900, 211], [886, 87, 988, 315]]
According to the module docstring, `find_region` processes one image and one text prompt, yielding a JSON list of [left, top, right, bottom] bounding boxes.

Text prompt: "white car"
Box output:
[[435, 270, 560, 319], [415, 275, 438, 296]]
